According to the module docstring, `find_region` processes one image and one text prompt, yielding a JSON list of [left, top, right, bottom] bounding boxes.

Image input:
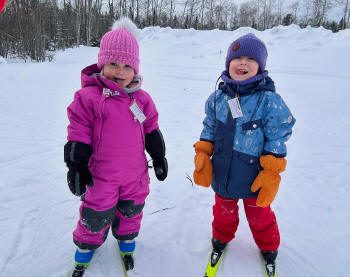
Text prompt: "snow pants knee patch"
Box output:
[[112, 199, 145, 240], [117, 199, 145, 218], [81, 206, 116, 232], [73, 227, 109, 250], [73, 205, 116, 250]]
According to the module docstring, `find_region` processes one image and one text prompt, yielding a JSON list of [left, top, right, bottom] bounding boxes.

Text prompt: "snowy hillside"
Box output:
[[1, 25, 350, 276]]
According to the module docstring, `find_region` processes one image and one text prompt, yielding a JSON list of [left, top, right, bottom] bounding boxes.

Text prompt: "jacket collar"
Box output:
[[219, 70, 275, 97], [81, 64, 143, 96]]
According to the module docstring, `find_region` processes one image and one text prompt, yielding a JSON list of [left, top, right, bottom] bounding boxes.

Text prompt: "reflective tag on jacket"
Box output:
[[130, 101, 146, 123], [228, 98, 243, 119]]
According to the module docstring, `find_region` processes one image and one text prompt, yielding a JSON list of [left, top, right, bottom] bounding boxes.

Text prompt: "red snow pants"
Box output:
[[212, 194, 280, 251]]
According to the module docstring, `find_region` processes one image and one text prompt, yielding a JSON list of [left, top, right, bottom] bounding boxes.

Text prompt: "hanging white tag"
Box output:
[[130, 101, 146, 123], [227, 98, 243, 119]]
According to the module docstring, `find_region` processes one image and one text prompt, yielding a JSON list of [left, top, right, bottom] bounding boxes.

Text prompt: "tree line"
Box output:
[[0, 0, 349, 62]]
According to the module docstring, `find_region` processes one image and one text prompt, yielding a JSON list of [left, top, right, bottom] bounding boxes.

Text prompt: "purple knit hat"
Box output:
[[98, 17, 140, 73], [225, 33, 267, 72]]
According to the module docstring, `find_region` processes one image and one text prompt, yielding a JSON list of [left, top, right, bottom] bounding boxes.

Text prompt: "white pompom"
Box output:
[[111, 17, 140, 40]]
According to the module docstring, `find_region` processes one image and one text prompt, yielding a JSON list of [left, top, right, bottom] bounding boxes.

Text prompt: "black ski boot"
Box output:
[[72, 264, 87, 277], [261, 250, 278, 277], [210, 238, 227, 266], [121, 253, 134, 271]]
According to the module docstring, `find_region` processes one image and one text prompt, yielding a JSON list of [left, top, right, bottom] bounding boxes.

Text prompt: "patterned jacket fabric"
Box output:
[[200, 71, 295, 198]]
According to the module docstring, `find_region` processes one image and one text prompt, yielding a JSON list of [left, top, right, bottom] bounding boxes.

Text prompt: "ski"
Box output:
[[204, 249, 224, 277]]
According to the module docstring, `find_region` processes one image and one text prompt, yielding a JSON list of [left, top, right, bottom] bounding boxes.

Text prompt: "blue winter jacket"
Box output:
[[200, 71, 295, 198]]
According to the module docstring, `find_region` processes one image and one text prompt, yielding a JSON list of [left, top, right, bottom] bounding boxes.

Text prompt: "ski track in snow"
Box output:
[[1, 25, 350, 276]]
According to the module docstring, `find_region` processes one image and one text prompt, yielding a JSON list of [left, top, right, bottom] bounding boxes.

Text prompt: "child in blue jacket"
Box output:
[[193, 34, 295, 275]]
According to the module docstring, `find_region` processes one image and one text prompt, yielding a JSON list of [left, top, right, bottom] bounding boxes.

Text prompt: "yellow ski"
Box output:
[[204, 250, 224, 277]]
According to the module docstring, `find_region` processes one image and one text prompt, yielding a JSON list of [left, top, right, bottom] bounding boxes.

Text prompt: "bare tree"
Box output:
[[288, 0, 300, 21], [85, 0, 93, 45], [73, 0, 83, 45], [260, 0, 276, 30], [311, 0, 332, 26], [300, 0, 313, 26], [336, 0, 350, 28], [276, 0, 284, 25], [238, 1, 258, 28], [1, 0, 349, 62]]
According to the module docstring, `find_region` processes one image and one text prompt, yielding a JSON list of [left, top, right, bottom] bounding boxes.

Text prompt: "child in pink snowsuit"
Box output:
[[64, 18, 168, 273]]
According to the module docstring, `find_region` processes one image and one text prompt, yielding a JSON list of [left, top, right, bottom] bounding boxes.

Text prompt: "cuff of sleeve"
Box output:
[[260, 155, 287, 173]]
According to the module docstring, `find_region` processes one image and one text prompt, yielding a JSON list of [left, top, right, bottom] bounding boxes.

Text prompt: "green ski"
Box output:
[[204, 249, 224, 277]]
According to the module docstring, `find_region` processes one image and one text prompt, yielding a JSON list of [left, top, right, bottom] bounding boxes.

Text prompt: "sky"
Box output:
[[0, 24, 350, 276]]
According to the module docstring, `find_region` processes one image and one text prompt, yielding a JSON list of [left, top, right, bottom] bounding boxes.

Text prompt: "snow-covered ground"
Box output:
[[1, 25, 350, 276]]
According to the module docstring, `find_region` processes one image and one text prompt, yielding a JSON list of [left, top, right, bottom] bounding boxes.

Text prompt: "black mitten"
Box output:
[[145, 129, 168, 181], [66, 168, 93, 196], [152, 157, 168, 181], [64, 141, 93, 196]]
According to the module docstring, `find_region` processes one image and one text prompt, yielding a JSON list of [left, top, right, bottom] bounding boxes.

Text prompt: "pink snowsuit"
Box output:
[[67, 64, 159, 249]]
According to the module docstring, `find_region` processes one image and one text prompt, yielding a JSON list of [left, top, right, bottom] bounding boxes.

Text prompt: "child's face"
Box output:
[[102, 63, 135, 88], [229, 56, 259, 81]]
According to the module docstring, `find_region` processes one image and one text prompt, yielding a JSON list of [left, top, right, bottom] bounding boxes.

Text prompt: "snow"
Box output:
[[1, 25, 350, 276]]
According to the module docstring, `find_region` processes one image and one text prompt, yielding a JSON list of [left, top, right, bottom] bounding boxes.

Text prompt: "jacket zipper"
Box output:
[[95, 93, 108, 156], [128, 94, 146, 148], [224, 90, 239, 193]]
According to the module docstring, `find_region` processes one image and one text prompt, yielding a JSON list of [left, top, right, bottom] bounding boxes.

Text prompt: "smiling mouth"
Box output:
[[113, 77, 125, 82], [237, 69, 249, 75]]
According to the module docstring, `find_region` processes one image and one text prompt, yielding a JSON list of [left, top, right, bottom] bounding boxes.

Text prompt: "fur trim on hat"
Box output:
[[111, 17, 140, 40]]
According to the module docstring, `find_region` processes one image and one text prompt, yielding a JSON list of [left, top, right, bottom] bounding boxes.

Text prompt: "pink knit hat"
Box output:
[[98, 17, 140, 73]]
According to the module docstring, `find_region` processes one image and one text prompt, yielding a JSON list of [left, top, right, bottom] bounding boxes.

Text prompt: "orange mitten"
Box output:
[[251, 155, 287, 207], [193, 141, 214, 187]]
